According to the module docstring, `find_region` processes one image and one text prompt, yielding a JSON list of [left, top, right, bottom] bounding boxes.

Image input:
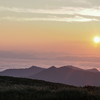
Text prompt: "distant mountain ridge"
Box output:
[[29, 66, 100, 86], [63, 65, 99, 72], [0, 66, 45, 77], [0, 65, 100, 86], [86, 68, 99, 73]]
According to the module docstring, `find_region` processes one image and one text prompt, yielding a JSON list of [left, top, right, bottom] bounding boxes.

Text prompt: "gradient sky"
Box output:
[[0, 0, 100, 58]]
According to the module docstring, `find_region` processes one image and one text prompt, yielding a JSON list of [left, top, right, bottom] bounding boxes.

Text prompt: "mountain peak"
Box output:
[[87, 68, 99, 73], [29, 66, 39, 69], [49, 66, 56, 69], [0, 65, 45, 77], [61, 65, 84, 71]]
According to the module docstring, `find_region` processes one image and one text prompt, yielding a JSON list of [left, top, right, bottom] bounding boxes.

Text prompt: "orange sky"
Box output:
[[0, 0, 100, 56], [0, 0, 100, 71], [0, 20, 100, 55]]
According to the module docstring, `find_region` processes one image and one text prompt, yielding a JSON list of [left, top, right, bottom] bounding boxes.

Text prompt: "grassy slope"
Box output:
[[0, 76, 100, 100]]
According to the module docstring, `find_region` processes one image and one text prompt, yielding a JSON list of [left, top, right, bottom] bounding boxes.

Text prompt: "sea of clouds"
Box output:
[[0, 58, 100, 72]]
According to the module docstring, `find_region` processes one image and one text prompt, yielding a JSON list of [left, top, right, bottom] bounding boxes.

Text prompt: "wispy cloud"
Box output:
[[0, 6, 100, 22], [0, 16, 98, 22], [56, 55, 100, 62], [0, 6, 100, 17], [72, 0, 91, 5]]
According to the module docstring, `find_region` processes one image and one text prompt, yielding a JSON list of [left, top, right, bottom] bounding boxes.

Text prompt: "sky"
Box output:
[[0, 0, 100, 70]]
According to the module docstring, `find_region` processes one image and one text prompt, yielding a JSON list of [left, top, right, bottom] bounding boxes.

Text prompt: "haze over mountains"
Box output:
[[0, 65, 100, 86]]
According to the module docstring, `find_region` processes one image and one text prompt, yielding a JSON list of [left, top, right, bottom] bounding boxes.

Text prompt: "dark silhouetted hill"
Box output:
[[1, 75, 100, 100]]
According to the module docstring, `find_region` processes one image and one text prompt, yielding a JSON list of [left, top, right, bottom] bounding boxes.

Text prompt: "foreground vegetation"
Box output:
[[0, 76, 100, 100]]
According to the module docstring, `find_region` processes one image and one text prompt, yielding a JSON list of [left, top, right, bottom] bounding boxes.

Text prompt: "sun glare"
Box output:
[[94, 37, 100, 43]]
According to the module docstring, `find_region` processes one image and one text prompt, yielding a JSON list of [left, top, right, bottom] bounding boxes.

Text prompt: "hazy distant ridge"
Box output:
[[29, 66, 100, 86], [0, 65, 100, 86], [0, 66, 45, 77]]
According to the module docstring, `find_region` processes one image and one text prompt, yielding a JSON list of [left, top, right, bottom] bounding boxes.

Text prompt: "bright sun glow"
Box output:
[[94, 37, 100, 43]]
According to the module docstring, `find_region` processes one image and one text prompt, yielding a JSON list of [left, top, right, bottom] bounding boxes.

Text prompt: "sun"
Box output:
[[94, 37, 100, 43]]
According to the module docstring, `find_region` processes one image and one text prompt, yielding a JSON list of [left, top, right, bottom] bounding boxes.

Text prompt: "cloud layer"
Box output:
[[0, 16, 98, 22], [0, 6, 100, 22], [0, 6, 100, 17]]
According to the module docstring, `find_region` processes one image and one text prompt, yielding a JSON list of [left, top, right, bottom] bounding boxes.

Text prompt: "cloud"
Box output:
[[0, 6, 100, 17], [1, 57, 100, 72], [56, 55, 100, 63], [0, 16, 98, 22], [72, 0, 91, 5], [0, 6, 100, 22]]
